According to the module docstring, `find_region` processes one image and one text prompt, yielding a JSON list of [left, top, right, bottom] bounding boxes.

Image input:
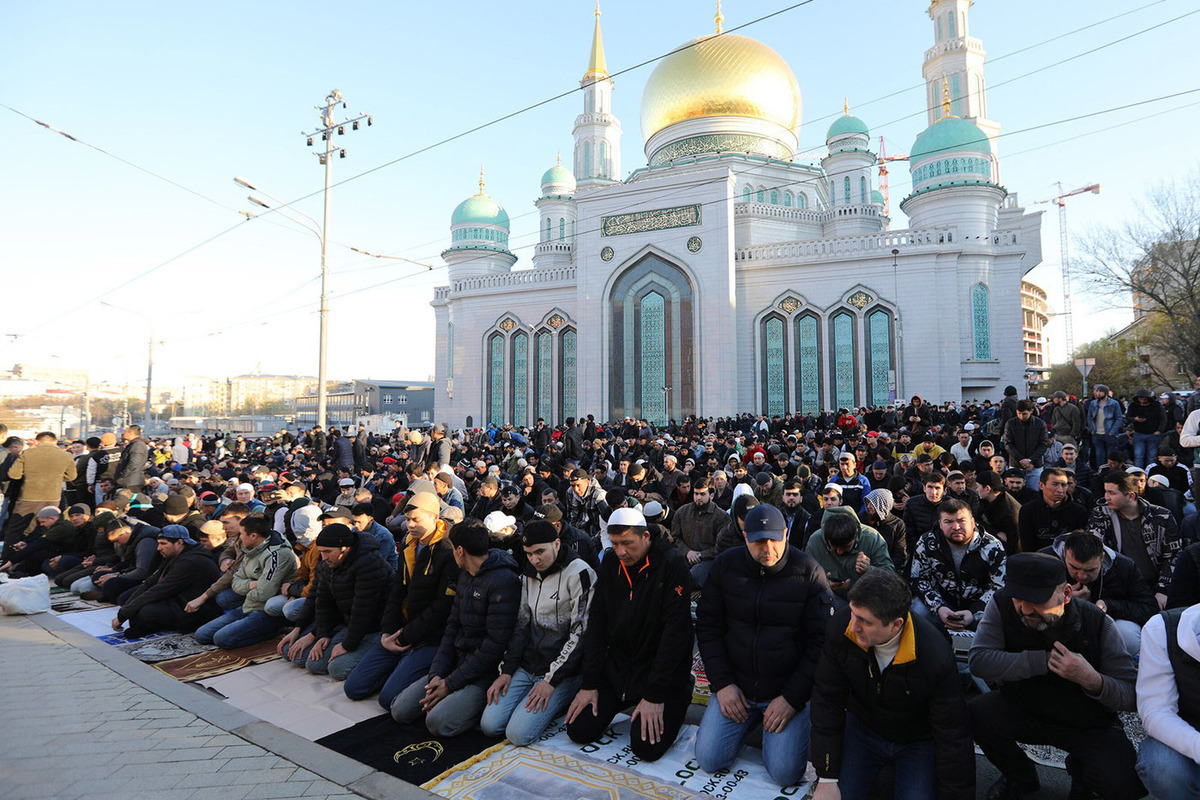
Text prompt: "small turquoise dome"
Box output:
[[541, 163, 575, 187], [871, 189, 884, 204], [910, 116, 991, 161], [451, 193, 509, 229], [826, 114, 869, 140]]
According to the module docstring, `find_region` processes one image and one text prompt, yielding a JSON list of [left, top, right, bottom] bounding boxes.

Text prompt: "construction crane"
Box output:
[[877, 136, 909, 223], [1035, 183, 1101, 356]]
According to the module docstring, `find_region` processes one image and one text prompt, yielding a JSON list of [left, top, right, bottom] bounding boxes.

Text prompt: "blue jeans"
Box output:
[[836, 711, 936, 800], [214, 587, 243, 611], [1137, 735, 1200, 800], [694, 696, 810, 787], [479, 668, 581, 746], [343, 641, 438, 710], [1092, 433, 1123, 468], [1024, 467, 1043, 492], [288, 626, 382, 681], [194, 607, 285, 649], [1132, 432, 1160, 470]]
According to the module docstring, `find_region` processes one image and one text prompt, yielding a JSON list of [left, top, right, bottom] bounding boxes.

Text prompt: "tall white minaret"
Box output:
[[573, 3, 621, 190], [923, 0, 1000, 178]]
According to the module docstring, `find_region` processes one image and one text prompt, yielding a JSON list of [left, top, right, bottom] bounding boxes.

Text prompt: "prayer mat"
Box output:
[[154, 636, 282, 681], [691, 650, 710, 706], [530, 716, 813, 800], [422, 744, 699, 800], [316, 715, 505, 787], [97, 630, 171, 646], [114, 632, 217, 663], [50, 596, 112, 614], [197, 658, 382, 740]]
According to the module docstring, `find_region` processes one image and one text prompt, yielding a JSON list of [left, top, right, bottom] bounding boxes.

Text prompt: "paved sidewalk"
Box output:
[[0, 612, 433, 800]]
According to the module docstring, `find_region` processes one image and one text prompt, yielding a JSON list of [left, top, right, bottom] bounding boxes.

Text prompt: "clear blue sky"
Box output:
[[3, 0, 1198, 392]]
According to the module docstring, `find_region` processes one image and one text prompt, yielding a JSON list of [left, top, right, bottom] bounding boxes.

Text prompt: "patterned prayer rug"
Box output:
[[153, 636, 281, 681]]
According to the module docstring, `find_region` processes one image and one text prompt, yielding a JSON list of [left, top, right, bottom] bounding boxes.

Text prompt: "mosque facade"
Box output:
[[431, 0, 1043, 428]]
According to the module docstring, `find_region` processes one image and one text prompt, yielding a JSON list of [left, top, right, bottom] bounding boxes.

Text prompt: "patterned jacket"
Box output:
[[1086, 497, 1183, 593], [910, 529, 1007, 616]]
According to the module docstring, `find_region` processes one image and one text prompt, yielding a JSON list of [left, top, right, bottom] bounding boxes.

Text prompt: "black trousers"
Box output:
[[566, 679, 692, 763], [968, 690, 1144, 800]]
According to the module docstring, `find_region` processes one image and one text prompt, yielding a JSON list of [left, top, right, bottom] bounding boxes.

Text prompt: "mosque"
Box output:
[[430, 0, 1043, 429]]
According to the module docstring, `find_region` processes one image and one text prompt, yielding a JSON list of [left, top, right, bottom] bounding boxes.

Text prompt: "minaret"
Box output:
[[573, 3, 621, 190], [923, 0, 999, 178]]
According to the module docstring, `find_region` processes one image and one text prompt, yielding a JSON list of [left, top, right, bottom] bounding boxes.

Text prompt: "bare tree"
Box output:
[[1078, 172, 1200, 384]]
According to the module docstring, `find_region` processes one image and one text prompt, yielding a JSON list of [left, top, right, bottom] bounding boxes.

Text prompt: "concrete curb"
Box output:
[[30, 612, 438, 800]]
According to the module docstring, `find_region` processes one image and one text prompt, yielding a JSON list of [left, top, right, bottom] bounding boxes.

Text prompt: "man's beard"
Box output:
[[1020, 611, 1062, 632]]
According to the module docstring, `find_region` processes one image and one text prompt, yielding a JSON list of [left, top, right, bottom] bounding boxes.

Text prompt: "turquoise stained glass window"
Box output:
[[640, 292, 667, 426], [833, 313, 855, 410], [783, 191, 793, 208], [559, 218, 565, 241], [447, 322, 454, 376], [545, 219, 551, 241], [765, 316, 785, 417], [512, 333, 528, 427], [844, 177, 851, 206], [868, 310, 892, 407], [770, 190, 779, 205], [973, 284, 992, 360], [860, 176, 867, 204], [797, 316, 819, 414], [742, 186, 751, 202], [488, 334, 504, 427], [756, 188, 765, 203], [600, 142, 608, 178], [561, 330, 577, 421], [798, 194, 807, 210], [537, 332, 552, 422], [583, 142, 591, 177]]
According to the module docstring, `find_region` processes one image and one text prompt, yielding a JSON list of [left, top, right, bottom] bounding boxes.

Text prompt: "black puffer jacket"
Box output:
[[695, 545, 833, 707], [312, 531, 393, 651], [118, 542, 220, 623], [811, 606, 974, 799], [581, 537, 694, 704], [380, 529, 460, 648], [431, 549, 521, 692]]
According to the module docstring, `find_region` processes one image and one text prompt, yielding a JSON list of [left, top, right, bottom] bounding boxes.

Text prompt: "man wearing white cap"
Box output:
[[566, 507, 693, 762]]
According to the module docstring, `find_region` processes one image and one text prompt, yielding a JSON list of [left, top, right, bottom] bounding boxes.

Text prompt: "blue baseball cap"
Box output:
[[157, 524, 196, 545], [743, 504, 787, 543]]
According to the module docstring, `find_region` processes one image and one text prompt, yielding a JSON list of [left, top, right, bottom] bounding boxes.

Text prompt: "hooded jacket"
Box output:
[[380, 524, 460, 648], [811, 607, 974, 798], [430, 549, 522, 692], [804, 506, 895, 594], [311, 531, 393, 651], [118, 541, 221, 622], [581, 537, 694, 704], [1086, 497, 1183, 593], [115, 521, 163, 583], [232, 533, 298, 613], [1044, 534, 1157, 626], [502, 546, 596, 687]]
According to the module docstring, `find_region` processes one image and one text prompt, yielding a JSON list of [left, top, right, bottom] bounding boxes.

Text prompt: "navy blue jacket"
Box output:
[[431, 549, 521, 691]]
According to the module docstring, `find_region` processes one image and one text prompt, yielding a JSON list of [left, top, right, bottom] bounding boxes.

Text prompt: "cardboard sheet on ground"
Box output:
[[428, 715, 812, 800], [317, 715, 504, 787], [198, 658, 383, 740]]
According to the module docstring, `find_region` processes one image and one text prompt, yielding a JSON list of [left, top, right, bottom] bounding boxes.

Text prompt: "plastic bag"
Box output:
[[0, 573, 51, 615]]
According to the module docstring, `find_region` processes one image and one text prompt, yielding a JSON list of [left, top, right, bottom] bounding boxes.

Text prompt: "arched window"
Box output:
[[762, 315, 787, 416], [972, 284, 992, 359], [948, 11, 957, 37], [798, 193, 807, 210], [446, 322, 454, 377], [867, 309, 893, 407], [742, 186, 751, 202], [860, 176, 867, 204], [600, 141, 608, 178], [608, 254, 695, 423], [586, 91, 594, 114], [583, 142, 591, 177], [558, 218, 565, 241], [843, 177, 851, 205], [770, 190, 779, 205], [560, 329, 577, 422], [795, 314, 821, 413], [783, 191, 793, 208], [545, 218, 551, 242], [536, 331, 553, 423], [756, 187, 765, 203], [488, 333, 505, 427], [831, 312, 856, 410], [511, 333, 528, 427]]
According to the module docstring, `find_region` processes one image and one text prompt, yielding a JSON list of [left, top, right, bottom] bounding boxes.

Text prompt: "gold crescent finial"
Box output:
[[941, 78, 952, 118], [478, 164, 485, 195], [556, 150, 561, 165], [594, 1, 600, 18], [715, 0, 724, 34], [844, 96, 849, 116]]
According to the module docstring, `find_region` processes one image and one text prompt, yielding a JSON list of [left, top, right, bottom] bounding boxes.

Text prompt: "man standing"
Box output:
[[1088, 470, 1183, 609], [694, 504, 832, 788], [391, 519, 520, 736], [968, 553, 1144, 800], [810, 570, 974, 800], [1136, 603, 1200, 798], [3, 432, 76, 546], [482, 520, 596, 745], [1085, 385, 1125, 470], [669, 476, 729, 587], [910, 498, 1007, 634], [114, 425, 149, 494], [1127, 388, 1167, 469], [566, 507, 693, 762], [1049, 391, 1083, 448], [1004, 400, 1049, 491], [1018, 467, 1088, 554]]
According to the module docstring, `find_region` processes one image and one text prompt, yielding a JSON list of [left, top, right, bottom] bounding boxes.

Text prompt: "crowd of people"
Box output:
[[2, 379, 1200, 800]]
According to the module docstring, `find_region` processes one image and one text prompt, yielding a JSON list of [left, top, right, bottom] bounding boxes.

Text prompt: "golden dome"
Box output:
[[639, 34, 802, 144]]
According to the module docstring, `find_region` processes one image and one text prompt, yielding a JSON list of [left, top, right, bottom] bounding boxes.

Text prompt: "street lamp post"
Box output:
[[101, 301, 158, 432], [660, 386, 672, 430]]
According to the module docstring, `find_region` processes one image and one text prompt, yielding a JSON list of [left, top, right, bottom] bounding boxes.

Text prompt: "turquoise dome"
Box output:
[[871, 189, 884, 204], [541, 163, 575, 187], [910, 116, 991, 161], [826, 114, 869, 140], [450, 193, 509, 229]]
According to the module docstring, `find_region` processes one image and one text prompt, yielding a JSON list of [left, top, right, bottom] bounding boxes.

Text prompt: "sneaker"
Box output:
[[986, 776, 1039, 800]]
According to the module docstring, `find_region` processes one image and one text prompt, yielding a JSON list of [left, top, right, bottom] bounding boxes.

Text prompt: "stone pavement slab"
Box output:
[[0, 612, 435, 800]]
